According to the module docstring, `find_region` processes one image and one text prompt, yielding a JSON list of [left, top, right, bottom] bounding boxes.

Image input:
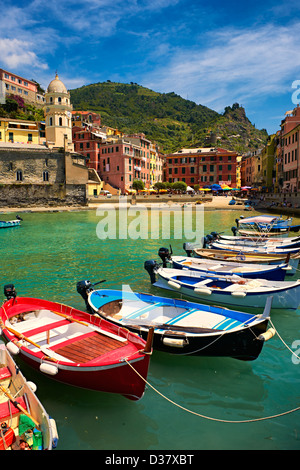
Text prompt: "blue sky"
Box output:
[[1, 0, 300, 135]]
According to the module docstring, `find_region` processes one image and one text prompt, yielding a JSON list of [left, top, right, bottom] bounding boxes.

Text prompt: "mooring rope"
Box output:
[[125, 319, 300, 424]]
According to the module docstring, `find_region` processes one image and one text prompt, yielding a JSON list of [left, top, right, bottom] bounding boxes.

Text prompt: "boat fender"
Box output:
[[231, 291, 247, 297], [26, 381, 37, 393], [49, 418, 59, 448], [194, 287, 212, 295], [162, 337, 187, 348], [6, 341, 20, 355], [258, 328, 276, 342], [39, 362, 59, 376], [167, 280, 181, 289]]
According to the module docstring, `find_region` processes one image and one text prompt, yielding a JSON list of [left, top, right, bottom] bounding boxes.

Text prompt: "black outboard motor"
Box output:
[[16, 215, 23, 221], [4, 284, 17, 300], [210, 231, 219, 240], [183, 242, 194, 257], [144, 260, 158, 284], [231, 226, 238, 236], [158, 247, 171, 267], [76, 280, 93, 312]]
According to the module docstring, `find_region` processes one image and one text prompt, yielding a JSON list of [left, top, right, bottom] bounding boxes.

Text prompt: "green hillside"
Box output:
[[69, 82, 268, 153]]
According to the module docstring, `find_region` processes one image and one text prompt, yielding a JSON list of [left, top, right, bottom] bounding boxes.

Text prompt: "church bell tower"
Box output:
[[44, 73, 74, 151]]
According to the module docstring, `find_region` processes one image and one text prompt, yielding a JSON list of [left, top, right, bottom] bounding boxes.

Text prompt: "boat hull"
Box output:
[[0, 296, 151, 401], [0, 343, 58, 450], [155, 270, 300, 310], [15, 349, 148, 401], [85, 289, 271, 361], [171, 256, 289, 281], [192, 248, 300, 274], [0, 220, 21, 229]]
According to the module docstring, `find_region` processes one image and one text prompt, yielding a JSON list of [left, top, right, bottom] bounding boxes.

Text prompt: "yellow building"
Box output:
[[0, 118, 40, 145]]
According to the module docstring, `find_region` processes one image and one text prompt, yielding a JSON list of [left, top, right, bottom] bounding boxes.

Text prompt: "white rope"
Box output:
[[125, 318, 300, 423], [125, 359, 300, 423]]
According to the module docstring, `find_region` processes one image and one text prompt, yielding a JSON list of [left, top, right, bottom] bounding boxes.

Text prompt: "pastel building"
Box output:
[[280, 105, 300, 192], [0, 68, 45, 106], [72, 125, 163, 193], [0, 118, 40, 145], [166, 147, 237, 188], [241, 150, 262, 188]]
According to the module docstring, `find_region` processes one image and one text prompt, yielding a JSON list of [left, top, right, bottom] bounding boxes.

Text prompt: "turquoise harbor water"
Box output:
[[0, 206, 300, 451]]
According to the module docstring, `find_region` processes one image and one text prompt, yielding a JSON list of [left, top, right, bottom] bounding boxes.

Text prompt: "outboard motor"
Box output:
[[183, 242, 194, 257], [4, 284, 16, 301], [16, 215, 23, 221], [202, 236, 209, 248], [144, 260, 158, 284], [76, 280, 93, 312], [158, 247, 171, 267], [231, 226, 238, 236], [210, 231, 219, 240]]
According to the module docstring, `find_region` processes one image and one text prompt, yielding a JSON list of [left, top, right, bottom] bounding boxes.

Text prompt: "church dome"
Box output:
[[47, 73, 68, 94]]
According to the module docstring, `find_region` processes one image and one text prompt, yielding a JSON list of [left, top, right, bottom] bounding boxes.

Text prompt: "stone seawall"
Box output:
[[0, 183, 87, 207]]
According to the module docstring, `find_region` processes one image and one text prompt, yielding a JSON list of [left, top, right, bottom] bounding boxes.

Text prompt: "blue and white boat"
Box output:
[[237, 214, 292, 232], [209, 240, 300, 255], [166, 254, 291, 281], [145, 264, 300, 311], [0, 216, 22, 229], [207, 236, 300, 251], [77, 281, 274, 361]]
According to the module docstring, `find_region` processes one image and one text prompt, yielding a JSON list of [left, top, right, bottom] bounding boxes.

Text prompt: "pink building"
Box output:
[[0, 68, 45, 106], [280, 105, 300, 192], [72, 125, 163, 193]]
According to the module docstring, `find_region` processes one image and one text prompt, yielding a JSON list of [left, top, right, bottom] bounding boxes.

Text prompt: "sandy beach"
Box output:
[[0, 195, 249, 214]]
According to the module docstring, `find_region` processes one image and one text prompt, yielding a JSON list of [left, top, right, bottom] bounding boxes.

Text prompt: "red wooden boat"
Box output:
[[0, 286, 153, 401]]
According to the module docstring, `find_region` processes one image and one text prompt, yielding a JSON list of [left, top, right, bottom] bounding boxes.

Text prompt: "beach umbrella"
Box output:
[[210, 184, 222, 191]]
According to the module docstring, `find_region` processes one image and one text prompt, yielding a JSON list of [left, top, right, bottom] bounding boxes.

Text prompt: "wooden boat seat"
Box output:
[[14, 319, 69, 337], [0, 396, 27, 420]]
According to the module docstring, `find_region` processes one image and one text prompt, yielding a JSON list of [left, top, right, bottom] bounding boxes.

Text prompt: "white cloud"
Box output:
[[143, 22, 300, 111], [0, 38, 48, 70]]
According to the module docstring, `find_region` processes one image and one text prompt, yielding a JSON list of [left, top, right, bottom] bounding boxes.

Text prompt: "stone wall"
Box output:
[[0, 183, 87, 207], [0, 146, 88, 207], [0, 147, 65, 184]]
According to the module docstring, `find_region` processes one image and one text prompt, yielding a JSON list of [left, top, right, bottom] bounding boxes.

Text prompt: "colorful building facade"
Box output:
[[280, 105, 300, 192], [0, 68, 45, 106], [0, 118, 40, 145], [165, 147, 238, 188]]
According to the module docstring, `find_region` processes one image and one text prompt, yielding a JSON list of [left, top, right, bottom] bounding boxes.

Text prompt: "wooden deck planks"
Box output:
[[54, 332, 127, 363]]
